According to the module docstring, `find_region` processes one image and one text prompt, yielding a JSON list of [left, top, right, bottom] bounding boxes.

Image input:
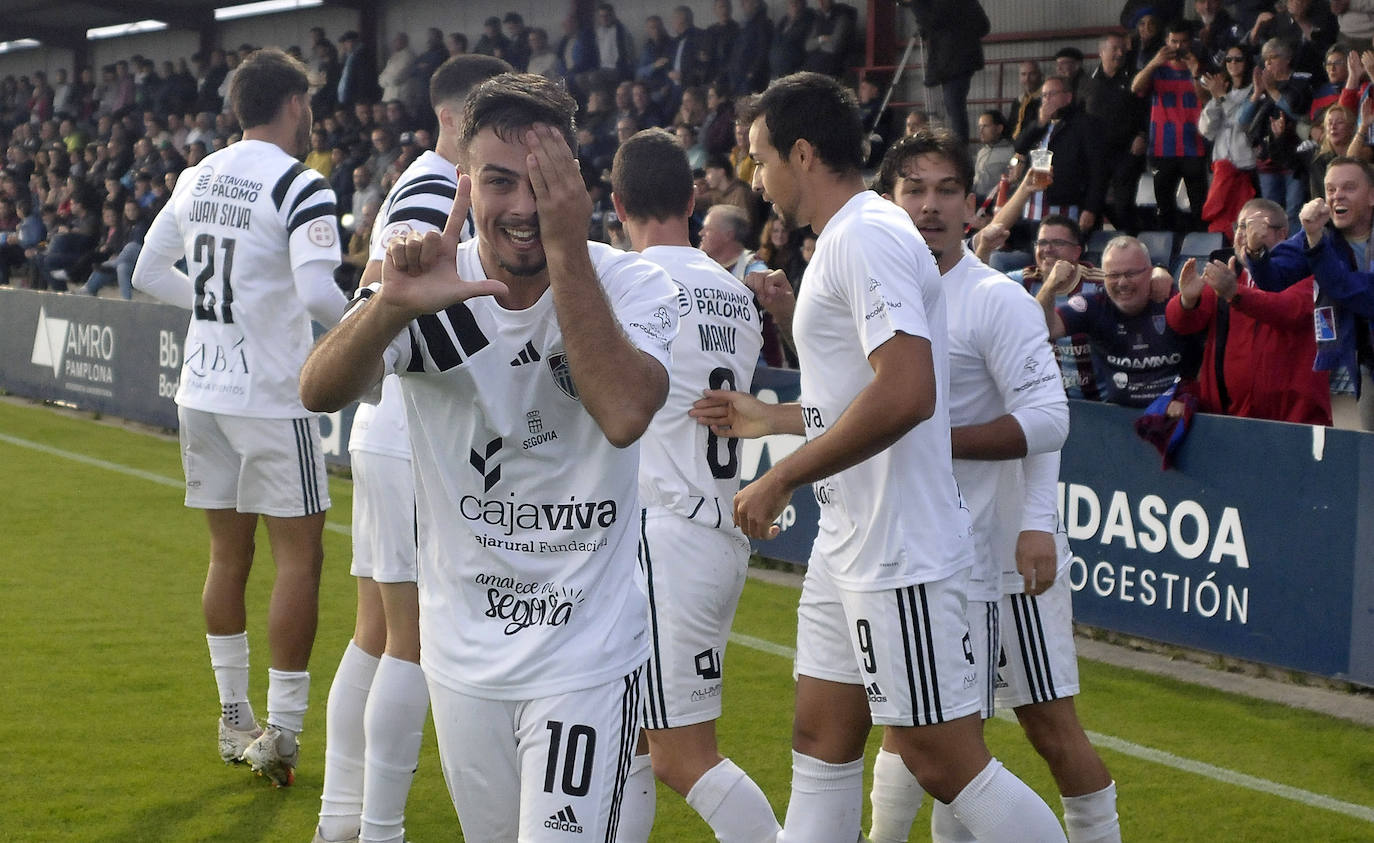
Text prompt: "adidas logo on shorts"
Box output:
[[545, 804, 584, 833], [866, 681, 887, 703]]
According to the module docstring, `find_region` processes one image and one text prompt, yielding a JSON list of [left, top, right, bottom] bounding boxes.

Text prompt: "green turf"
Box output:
[[2, 397, 1373, 841]]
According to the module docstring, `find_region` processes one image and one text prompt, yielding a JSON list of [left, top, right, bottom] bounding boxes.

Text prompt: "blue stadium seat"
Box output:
[[1084, 228, 1116, 265], [989, 249, 1033, 273], [1136, 230, 1176, 268], [1179, 231, 1224, 261]]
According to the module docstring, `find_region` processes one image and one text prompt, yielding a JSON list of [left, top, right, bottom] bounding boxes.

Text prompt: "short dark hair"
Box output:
[[744, 72, 865, 174], [1325, 155, 1374, 187], [230, 48, 308, 130], [980, 108, 1007, 130], [1039, 213, 1082, 245], [874, 128, 974, 196], [612, 128, 693, 222], [1166, 19, 1193, 36], [459, 73, 577, 166], [430, 54, 512, 112]]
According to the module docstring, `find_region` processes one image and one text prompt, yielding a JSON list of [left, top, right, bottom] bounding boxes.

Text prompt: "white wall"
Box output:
[[218, 6, 359, 54], [0, 46, 74, 83]]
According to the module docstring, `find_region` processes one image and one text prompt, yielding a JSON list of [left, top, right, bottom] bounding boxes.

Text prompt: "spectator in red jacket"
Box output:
[[1167, 197, 1332, 424]]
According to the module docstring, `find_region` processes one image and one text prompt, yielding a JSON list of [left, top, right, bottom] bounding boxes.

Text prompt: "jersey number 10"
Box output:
[[192, 234, 237, 323]]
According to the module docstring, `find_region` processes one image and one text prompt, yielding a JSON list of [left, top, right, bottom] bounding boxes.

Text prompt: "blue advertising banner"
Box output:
[[3, 289, 1370, 685], [0, 287, 357, 465]]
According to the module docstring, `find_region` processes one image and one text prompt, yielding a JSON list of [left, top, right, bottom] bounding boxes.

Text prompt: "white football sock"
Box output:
[[1062, 781, 1120, 843], [360, 655, 429, 843], [613, 753, 656, 843], [868, 748, 925, 843], [777, 751, 864, 843], [207, 632, 255, 729], [267, 667, 310, 736], [317, 641, 379, 842], [686, 757, 780, 843], [931, 800, 977, 843], [950, 758, 1066, 843]]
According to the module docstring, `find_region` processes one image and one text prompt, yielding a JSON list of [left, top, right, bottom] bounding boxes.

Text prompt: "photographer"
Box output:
[[1132, 19, 1210, 232]]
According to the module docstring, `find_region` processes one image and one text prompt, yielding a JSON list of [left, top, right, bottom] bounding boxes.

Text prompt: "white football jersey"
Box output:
[[792, 190, 974, 589], [943, 248, 1069, 602], [352, 150, 469, 460], [637, 246, 763, 532], [144, 139, 346, 417], [365, 239, 678, 700]]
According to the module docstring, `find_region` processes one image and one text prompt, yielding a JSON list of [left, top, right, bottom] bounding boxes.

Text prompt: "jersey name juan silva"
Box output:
[[637, 245, 763, 534], [155, 139, 342, 417], [792, 191, 974, 589], [368, 239, 678, 700]]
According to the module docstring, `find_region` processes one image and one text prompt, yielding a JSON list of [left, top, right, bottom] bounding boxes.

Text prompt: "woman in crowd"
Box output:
[[1199, 46, 1259, 238]]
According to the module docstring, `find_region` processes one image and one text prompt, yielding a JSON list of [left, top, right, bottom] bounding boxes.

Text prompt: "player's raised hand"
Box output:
[[379, 175, 508, 317], [689, 388, 774, 439], [1176, 258, 1204, 307], [524, 123, 592, 258], [1299, 197, 1331, 247], [1016, 530, 1057, 596]]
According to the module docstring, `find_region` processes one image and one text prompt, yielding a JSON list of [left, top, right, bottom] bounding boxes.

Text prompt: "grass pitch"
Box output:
[[2, 398, 1373, 841]]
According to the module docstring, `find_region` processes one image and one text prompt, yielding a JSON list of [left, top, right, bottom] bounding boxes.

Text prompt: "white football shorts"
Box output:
[[997, 574, 1082, 708], [348, 450, 417, 583], [796, 563, 982, 727], [427, 668, 642, 842], [966, 599, 1000, 720], [637, 507, 750, 730], [179, 407, 329, 517]]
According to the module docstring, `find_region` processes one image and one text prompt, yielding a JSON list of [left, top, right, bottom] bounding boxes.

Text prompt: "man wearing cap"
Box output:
[[1055, 47, 1089, 102]]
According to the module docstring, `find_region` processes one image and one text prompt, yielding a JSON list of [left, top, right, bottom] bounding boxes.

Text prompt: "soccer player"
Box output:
[[689, 72, 1067, 843], [130, 48, 349, 786], [865, 130, 1120, 842], [313, 54, 510, 843], [298, 74, 678, 841], [606, 128, 778, 843]]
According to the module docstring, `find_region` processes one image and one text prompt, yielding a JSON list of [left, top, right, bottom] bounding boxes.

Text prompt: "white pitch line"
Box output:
[[4, 430, 1370, 824], [0, 431, 354, 537], [729, 633, 1374, 825]]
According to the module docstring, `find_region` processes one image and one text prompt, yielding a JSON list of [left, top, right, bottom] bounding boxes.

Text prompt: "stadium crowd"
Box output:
[[4, 0, 1374, 428]]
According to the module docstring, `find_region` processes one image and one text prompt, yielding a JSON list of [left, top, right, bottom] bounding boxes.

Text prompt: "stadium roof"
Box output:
[[0, 0, 359, 51]]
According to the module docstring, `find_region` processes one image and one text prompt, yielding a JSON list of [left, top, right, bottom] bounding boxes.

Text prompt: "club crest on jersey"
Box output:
[[547, 353, 579, 400], [192, 167, 214, 197], [1153, 315, 1167, 334]]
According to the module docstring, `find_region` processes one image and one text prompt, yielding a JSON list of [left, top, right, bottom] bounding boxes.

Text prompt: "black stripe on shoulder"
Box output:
[[444, 302, 490, 357], [272, 162, 309, 210], [406, 325, 426, 373], [388, 206, 450, 230], [393, 179, 456, 206], [287, 176, 330, 219], [287, 202, 338, 235], [415, 313, 462, 370]]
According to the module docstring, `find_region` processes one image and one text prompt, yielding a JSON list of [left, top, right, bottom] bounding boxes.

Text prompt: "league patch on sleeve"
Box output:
[[306, 218, 337, 247]]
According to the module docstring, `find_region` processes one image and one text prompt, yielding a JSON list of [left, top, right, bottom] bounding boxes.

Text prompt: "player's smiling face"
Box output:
[[467, 127, 548, 282]]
